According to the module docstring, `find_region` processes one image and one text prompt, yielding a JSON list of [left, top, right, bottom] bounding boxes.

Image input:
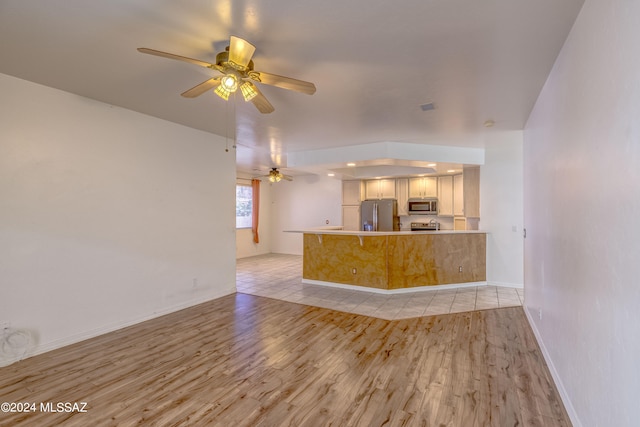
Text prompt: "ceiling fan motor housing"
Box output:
[[216, 51, 254, 73]]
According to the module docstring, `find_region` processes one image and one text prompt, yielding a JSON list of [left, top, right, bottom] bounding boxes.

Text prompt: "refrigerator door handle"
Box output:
[[373, 202, 378, 231]]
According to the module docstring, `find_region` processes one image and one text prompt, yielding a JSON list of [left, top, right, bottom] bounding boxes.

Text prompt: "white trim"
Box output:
[[523, 306, 582, 427], [302, 279, 487, 294], [487, 280, 524, 289], [26, 288, 236, 360]]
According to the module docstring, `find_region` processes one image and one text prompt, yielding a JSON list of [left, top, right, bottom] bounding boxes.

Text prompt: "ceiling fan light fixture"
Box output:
[[214, 84, 232, 100], [221, 74, 238, 91], [268, 171, 281, 182], [240, 81, 258, 101]]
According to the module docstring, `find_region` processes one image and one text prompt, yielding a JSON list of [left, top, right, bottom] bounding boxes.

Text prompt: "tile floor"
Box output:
[[236, 253, 524, 320]]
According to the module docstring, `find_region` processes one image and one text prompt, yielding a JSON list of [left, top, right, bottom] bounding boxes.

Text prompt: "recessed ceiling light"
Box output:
[[447, 169, 456, 173], [427, 163, 437, 167], [327, 173, 335, 177], [347, 162, 356, 167]]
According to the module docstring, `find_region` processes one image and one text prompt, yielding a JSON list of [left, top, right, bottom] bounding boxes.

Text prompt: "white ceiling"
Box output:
[[0, 0, 583, 177]]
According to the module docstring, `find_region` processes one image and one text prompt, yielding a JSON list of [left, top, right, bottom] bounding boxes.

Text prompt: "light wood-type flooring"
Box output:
[[0, 293, 570, 426]]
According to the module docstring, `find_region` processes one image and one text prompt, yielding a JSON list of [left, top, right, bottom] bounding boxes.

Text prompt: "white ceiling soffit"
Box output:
[[287, 142, 485, 168], [333, 165, 438, 179]]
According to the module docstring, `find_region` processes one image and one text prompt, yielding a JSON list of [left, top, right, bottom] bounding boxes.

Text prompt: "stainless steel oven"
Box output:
[[411, 221, 440, 231]]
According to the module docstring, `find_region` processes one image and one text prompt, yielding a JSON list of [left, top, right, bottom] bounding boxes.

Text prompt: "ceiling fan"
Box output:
[[259, 168, 293, 182], [137, 36, 316, 114]]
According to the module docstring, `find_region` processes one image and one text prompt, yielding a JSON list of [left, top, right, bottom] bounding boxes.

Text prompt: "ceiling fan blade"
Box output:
[[250, 86, 275, 114], [281, 174, 293, 181], [137, 48, 217, 69], [228, 36, 256, 69], [251, 71, 316, 95], [180, 78, 221, 98]]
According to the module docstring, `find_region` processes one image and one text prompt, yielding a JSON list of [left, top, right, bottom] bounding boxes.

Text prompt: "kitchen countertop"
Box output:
[[286, 228, 487, 235]]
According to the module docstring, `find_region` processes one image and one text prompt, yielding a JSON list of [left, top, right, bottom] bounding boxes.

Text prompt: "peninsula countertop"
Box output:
[[286, 228, 487, 236]]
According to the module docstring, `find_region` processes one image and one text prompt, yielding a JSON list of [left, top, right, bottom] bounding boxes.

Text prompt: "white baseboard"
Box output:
[[301, 279, 488, 294], [523, 305, 582, 427], [27, 288, 236, 360], [487, 280, 523, 289]]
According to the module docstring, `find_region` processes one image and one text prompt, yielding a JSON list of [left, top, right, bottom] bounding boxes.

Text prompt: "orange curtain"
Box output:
[[251, 179, 260, 244]]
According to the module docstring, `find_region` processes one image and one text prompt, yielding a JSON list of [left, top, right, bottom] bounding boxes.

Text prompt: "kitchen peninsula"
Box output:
[[291, 229, 486, 291]]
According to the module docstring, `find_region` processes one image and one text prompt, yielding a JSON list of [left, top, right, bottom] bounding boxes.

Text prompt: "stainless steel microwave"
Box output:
[[408, 198, 438, 215]]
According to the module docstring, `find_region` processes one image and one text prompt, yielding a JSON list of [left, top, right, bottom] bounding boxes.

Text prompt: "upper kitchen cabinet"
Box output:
[[452, 167, 480, 218], [408, 177, 437, 198], [437, 175, 454, 216], [453, 174, 464, 216], [395, 178, 409, 216], [342, 180, 363, 205], [365, 179, 396, 199], [463, 167, 480, 218]]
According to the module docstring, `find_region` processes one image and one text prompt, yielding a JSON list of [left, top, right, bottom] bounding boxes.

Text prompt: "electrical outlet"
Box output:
[[351, 268, 357, 275], [458, 266, 463, 273], [538, 309, 543, 320], [192, 278, 198, 288]]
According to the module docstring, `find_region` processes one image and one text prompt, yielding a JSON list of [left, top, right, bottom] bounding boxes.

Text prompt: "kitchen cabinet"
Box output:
[[408, 177, 437, 198], [342, 180, 363, 231], [437, 175, 454, 216], [342, 180, 363, 205], [463, 167, 480, 218], [365, 179, 396, 199], [395, 178, 409, 216], [453, 174, 464, 216], [452, 168, 480, 218], [342, 205, 360, 231], [454, 217, 467, 230]]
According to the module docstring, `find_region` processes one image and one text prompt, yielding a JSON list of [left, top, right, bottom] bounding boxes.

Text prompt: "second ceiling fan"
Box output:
[[138, 36, 316, 114]]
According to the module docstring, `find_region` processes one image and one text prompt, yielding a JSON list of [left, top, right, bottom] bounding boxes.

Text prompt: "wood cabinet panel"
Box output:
[[342, 180, 362, 205], [453, 174, 464, 216], [409, 177, 437, 198], [303, 234, 389, 289], [303, 232, 486, 289], [437, 175, 453, 216], [395, 178, 409, 216], [342, 205, 360, 231], [463, 167, 480, 218], [365, 179, 396, 199], [387, 234, 486, 288]]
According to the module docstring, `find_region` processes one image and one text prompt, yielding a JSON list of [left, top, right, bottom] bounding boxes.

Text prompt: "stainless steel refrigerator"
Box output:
[[360, 199, 399, 231]]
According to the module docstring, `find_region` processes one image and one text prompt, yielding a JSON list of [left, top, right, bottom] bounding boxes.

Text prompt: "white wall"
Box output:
[[523, 0, 640, 425], [0, 74, 237, 359], [480, 131, 524, 288], [269, 175, 342, 254], [236, 173, 272, 258]]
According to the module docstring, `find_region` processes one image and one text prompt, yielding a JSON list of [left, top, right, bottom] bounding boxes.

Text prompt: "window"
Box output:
[[236, 184, 252, 228]]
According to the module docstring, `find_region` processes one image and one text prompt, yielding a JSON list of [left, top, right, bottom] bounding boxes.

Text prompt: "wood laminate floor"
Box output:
[[0, 293, 570, 426]]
